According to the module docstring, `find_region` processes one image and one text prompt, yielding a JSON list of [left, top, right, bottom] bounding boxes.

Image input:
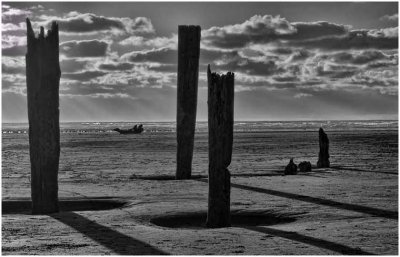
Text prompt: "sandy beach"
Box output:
[[2, 125, 398, 255]]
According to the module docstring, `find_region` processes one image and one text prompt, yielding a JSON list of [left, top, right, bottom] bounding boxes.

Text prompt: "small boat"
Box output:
[[114, 124, 144, 134]]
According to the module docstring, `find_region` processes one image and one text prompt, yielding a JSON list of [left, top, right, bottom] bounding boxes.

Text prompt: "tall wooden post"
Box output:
[[26, 18, 61, 214], [317, 128, 330, 168], [206, 65, 234, 228], [176, 25, 201, 180]]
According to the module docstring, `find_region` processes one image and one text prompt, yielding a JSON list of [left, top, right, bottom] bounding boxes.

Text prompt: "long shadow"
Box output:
[[2, 198, 127, 215], [330, 166, 398, 175], [247, 226, 374, 255], [197, 179, 397, 220], [130, 174, 207, 180], [232, 172, 283, 178], [50, 212, 168, 255], [130, 173, 283, 181]]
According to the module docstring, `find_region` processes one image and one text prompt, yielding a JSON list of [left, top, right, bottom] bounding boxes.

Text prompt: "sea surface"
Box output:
[[2, 120, 398, 134]]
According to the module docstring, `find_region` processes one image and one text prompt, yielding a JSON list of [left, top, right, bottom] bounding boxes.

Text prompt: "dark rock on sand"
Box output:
[[299, 161, 312, 172], [284, 158, 298, 175]]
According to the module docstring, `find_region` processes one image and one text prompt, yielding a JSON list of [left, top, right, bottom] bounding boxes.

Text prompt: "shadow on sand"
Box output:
[[3, 198, 168, 255], [2, 198, 127, 215], [247, 226, 373, 255], [50, 212, 168, 255], [197, 179, 397, 220], [130, 172, 283, 181], [150, 209, 297, 229], [150, 210, 372, 255]]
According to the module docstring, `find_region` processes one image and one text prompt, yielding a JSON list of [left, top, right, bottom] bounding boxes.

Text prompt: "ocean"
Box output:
[[2, 120, 398, 134]]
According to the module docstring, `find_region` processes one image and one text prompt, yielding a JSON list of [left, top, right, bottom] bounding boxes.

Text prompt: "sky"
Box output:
[[2, 2, 398, 122]]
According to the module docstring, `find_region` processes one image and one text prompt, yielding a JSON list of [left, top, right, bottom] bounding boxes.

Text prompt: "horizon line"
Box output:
[[2, 118, 398, 124]]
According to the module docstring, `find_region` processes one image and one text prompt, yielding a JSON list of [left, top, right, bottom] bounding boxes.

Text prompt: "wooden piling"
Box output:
[[176, 25, 201, 180], [26, 18, 61, 214], [206, 65, 234, 228], [317, 128, 330, 168]]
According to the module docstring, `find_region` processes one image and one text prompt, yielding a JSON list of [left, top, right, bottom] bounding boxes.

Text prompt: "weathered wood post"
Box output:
[[26, 18, 61, 214], [176, 25, 201, 180], [317, 127, 330, 168], [206, 65, 234, 228]]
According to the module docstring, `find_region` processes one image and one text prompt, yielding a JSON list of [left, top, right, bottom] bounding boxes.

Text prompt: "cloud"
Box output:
[[98, 62, 134, 71], [201, 14, 397, 53], [119, 34, 177, 49], [380, 14, 398, 22], [42, 12, 155, 36], [202, 14, 296, 49], [2, 45, 26, 56], [2, 22, 26, 32], [61, 92, 136, 99], [60, 58, 88, 73], [2, 6, 31, 23], [2, 63, 25, 74], [122, 47, 176, 64], [315, 64, 357, 79], [288, 21, 348, 40], [328, 50, 392, 65], [287, 49, 312, 62], [294, 93, 313, 98], [62, 70, 106, 81], [273, 75, 298, 82], [202, 16, 349, 49], [216, 59, 280, 76], [60, 40, 109, 57], [290, 30, 398, 50], [367, 27, 398, 38]]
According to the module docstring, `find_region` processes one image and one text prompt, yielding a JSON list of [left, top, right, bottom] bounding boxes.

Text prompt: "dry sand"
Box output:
[[2, 130, 398, 255]]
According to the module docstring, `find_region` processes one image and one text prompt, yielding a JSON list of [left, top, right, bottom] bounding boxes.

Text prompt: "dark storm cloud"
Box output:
[[60, 40, 108, 57], [2, 44, 25, 56], [98, 62, 134, 71], [62, 70, 106, 81], [44, 12, 154, 35]]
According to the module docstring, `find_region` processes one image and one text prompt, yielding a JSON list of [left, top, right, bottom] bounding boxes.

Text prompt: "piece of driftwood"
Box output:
[[26, 19, 61, 214], [113, 124, 144, 134], [206, 65, 234, 228], [317, 128, 330, 168], [176, 25, 201, 180]]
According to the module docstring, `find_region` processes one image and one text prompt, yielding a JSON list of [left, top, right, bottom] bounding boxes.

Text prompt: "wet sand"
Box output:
[[2, 129, 398, 254]]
